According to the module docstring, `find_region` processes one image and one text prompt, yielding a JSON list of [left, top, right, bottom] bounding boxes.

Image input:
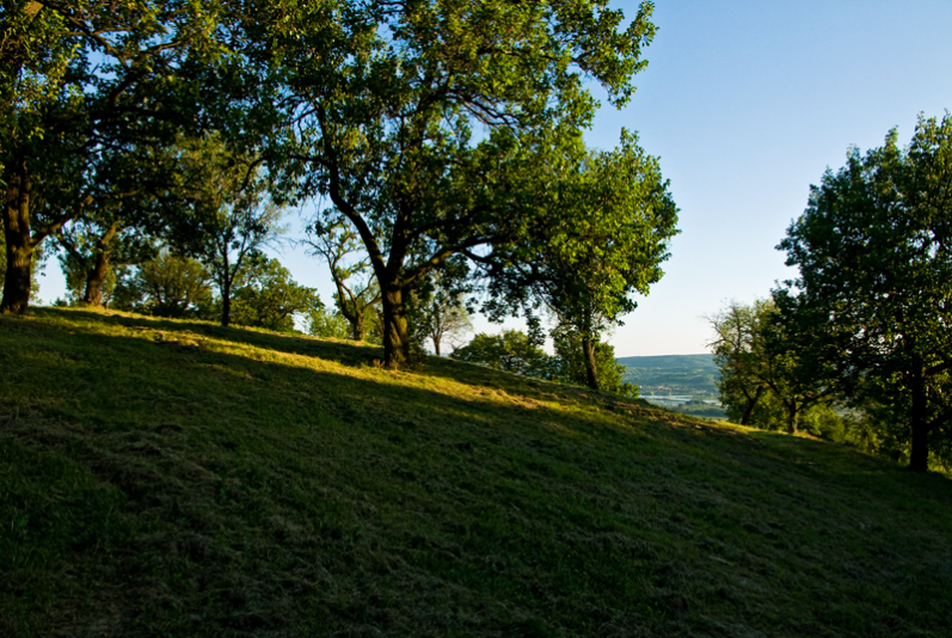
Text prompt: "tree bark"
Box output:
[[82, 250, 110, 306], [221, 277, 232, 327], [381, 284, 410, 367], [739, 386, 764, 426], [351, 310, 365, 341], [81, 220, 121, 307], [908, 367, 930, 472], [1, 162, 35, 314], [581, 336, 599, 390], [785, 402, 799, 435]]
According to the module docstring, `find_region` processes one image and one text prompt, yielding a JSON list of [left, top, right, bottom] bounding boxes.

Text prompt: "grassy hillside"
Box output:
[[2, 309, 952, 637]]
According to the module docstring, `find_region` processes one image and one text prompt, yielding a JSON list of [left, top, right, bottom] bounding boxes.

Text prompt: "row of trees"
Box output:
[[453, 328, 638, 397], [711, 114, 952, 472], [2, 0, 679, 391]]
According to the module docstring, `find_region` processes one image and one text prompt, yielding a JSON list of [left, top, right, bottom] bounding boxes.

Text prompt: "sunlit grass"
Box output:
[[1, 307, 950, 637]]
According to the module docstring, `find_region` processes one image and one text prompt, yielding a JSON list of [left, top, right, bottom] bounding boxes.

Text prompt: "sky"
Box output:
[[35, 0, 952, 357]]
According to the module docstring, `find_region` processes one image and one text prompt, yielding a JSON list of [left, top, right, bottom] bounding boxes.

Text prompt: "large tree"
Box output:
[[239, 0, 658, 366], [775, 113, 952, 471], [480, 132, 678, 390], [1, 0, 220, 313]]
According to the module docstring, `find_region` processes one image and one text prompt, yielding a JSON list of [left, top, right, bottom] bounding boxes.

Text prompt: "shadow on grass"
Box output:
[[4, 307, 952, 638]]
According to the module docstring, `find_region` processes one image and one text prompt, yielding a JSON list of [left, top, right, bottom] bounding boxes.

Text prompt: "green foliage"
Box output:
[[236, 0, 659, 365], [1, 0, 224, 312], [406, 271, 473, 356], [776, 113, 952, 471], [114, 250, 213, 318], [709, 298, 833, 433], [229, 257, 321, 333], [303, 214, 381, 341], [480, 132, 678, 390], [306, 306, 352, 340], [452, 330, 556, 379], [167, 133, 287, 326]]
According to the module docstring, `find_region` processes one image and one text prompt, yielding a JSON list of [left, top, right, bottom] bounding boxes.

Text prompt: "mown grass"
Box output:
[[2, 307, 951, 637]]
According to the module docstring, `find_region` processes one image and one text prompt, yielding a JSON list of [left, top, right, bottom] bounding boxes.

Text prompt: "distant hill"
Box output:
[[617, 353, 720, 398]]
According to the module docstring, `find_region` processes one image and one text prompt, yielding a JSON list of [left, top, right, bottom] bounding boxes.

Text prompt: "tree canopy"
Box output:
[[480, 131, 677, 390], [775, 113, 952, 471], [231, 0, 660, 366], [1, 0, 222, 312]]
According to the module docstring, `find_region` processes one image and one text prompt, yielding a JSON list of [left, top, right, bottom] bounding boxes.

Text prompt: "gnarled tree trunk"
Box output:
[[81, 220, 121, 307], [581, 336, 599, 390], [381, 284, 411, 367]]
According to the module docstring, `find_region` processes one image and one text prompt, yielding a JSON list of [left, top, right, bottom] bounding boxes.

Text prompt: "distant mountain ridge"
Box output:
[[617, 353, 719, 399]]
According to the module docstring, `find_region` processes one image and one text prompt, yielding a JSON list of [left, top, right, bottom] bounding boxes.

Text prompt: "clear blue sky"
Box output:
[[36, 0, 952, 357]]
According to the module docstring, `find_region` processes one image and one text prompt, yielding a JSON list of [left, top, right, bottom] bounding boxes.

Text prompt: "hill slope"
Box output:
[[2, 309, 951, 637]]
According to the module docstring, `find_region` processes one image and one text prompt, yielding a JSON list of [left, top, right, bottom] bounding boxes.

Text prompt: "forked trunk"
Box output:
[[81, 220, 120, 307], [740, 386, 764, 426], [381, 285, 410, 367], [2, 164, 34, 314], [581, 336, 599, 390]]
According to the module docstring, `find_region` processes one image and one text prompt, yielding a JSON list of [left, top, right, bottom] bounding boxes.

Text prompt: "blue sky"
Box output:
[[36, 1, 952, 357], [582, 0, 952, 355]]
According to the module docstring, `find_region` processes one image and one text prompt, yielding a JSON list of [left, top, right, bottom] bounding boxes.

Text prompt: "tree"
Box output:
[[708, 300, 771, 426], [406, 270, 473, 356], [229, 257, 321, 333], [452, 330, 556, 379], [709, 298, 833, 433], [129, 250, 214, 318], [1, 0, 221, 313], [775, 113, 952, 471], [240, 0, 658, 366], [551, 324, 638, 397], [175, 134, 287, 327], [306, 306, 352, 340], [480, 132, 678, 390], [303, 215, 381, 341]]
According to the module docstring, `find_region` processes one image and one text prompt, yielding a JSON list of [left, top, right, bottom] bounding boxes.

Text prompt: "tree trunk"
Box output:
[[81, 220, 120, 307], [381, 284, 410, 367], [908, 368, 929, 472], [221, 278, 232, 327], [1, 163, 34, 314], [81, 250, 110, 306], [351, 310, 364, 341], [740, 386, 764, 426], [581, 336, 599, 390], [785, 402, 799, 435]]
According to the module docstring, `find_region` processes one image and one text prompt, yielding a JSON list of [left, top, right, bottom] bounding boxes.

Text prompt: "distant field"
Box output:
[[618, 354, 724, 418]]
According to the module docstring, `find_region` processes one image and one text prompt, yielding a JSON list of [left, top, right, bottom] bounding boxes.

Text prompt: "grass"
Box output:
[[2, 307, 951, 637]]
